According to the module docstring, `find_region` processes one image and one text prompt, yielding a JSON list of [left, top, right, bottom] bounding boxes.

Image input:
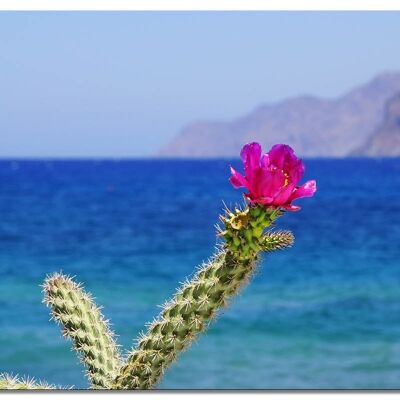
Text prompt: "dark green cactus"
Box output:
[[43, 273, 122, 389]]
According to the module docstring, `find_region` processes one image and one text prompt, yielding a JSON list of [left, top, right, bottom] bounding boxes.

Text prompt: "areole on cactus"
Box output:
[[0, 142, 316, 390]]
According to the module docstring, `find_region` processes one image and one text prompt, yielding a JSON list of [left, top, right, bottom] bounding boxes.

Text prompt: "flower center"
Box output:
[[271, 165, 290, 186], [284, 173, 289, 186]]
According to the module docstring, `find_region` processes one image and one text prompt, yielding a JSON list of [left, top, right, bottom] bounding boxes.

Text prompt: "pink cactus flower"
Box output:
[[230, 142, 316, 211]]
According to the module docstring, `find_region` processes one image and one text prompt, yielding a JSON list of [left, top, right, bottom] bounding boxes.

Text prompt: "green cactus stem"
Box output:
[[261, 230, 295, 251], [113, 204, 293, 389], [0, 374, 57, 390], [219, 204, 284, 259], [43, 273, 122, 389]]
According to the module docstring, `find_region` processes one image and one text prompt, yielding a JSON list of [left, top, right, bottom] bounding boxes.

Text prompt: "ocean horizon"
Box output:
[[0, 158, 399, 389]]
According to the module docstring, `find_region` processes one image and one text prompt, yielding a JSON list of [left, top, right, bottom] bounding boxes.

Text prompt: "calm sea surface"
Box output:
[[0, 158, 399, 389]]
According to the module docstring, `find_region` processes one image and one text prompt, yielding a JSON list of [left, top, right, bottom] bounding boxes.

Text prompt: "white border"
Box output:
[[1, 392, 400, 398], [0, 0, 400, 11], [0, 4, 398, 399]]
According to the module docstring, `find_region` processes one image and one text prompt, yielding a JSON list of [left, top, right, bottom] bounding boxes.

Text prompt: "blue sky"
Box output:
[[1, 11, 400, 157]]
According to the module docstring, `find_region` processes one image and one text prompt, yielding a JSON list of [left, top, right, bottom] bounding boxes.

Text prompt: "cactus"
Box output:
[[113, 204, 294, 389], [0, 141, 316, 390], [218, 204, 283, 257], [36, 205, 292, 390], [0, 374, 57, 390], [43, 273, 122, 389], [37, 209, 292, 390]]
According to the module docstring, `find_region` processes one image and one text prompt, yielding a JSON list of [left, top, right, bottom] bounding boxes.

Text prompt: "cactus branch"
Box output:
[[262, 230, 294, 251], [43, 273, 122, 389], [113, 205, 294, 389]]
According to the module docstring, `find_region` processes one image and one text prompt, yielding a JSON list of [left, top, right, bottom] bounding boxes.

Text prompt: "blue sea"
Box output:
[[0, 158, 399, 389]]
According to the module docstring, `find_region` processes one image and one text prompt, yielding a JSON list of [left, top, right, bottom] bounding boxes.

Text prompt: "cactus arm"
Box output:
[[114, 204, 294, 389], [0, 374, 57, 390], [113, 250, 255, 389], [43, 273, 122, 389], [262, 230, 294, 252]]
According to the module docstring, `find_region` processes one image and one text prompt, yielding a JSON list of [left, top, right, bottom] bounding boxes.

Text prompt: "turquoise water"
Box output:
[[0, 158, 399, 389]]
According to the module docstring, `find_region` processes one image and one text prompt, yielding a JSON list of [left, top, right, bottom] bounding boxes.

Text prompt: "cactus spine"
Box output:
[[43, 273, 122, 389], [0, 374, 57, 390], [113, 204, 293, 389]]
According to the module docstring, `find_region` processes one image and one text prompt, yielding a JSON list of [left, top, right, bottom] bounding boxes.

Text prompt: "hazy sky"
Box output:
[[1, 11, 400, 157]]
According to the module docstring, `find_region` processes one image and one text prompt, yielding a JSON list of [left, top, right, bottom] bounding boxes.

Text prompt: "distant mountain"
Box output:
[[353, 93, 400, 157], [158, 72, 400, 158]]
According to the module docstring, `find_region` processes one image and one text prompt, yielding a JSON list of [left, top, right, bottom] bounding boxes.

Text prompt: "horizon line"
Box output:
[[0, 155, 398, 161]]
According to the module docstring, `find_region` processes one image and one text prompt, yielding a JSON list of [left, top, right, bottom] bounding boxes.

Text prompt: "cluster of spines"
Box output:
[[0, 374, 58, 390], [262, 231, 294, 251], [43, 273, 122, 389]]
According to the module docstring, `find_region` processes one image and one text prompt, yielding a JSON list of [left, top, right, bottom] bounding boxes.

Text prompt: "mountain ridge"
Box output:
[[352, 93, 400, 157], [158, 71, 400, 158]]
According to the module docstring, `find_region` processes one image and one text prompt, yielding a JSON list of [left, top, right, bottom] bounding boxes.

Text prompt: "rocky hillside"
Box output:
[[353, 93, 400, 157], [158, 72, 400, 158]]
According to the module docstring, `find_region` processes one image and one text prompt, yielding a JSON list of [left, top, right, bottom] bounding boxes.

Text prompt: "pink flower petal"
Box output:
[[229, 166, 247, 189], [245, 193, 274, 206], [272, 183, 296, 205], [261, 153, 270, 168], [240, 142, 262, 178], [256, 196, 275, 205], [289, 180, 317, 201], [288, 158, 305, 184], [268, 144, 296, 170], [258, 167, 286, 198], [282, 204, 301, 211]]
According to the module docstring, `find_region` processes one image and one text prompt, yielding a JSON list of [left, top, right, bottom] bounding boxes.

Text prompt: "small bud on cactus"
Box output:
[[262, 230, 294, 251]]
